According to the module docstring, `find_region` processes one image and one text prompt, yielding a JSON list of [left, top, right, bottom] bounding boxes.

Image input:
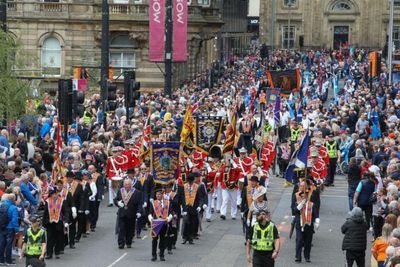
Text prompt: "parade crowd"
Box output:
[[0, 43, 399, 267]]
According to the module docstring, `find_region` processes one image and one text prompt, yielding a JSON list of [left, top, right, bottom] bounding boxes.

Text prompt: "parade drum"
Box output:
[[112, 176, 123, 181]]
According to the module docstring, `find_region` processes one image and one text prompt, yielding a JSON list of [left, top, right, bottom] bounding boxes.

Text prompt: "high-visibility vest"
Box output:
[[326, 142, 337, 158], [251, 222, 275, 251], [290, 128, 300, 142], [26, 228, 44, 256], [83, 111, 91, 125]]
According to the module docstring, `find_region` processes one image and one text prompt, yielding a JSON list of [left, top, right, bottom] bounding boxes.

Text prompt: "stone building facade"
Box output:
[[6, 0, 223, 91], [260, 0, 396, 50]]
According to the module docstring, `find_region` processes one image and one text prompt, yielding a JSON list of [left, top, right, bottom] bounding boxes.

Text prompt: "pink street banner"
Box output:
[[149, 0, 165, 62], [173, 0, 187, 62]]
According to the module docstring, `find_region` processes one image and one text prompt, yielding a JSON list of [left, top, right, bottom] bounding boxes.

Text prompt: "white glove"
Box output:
[[246, 219, 250, 227], [89, 196, 95, 201], [240, 212, 244, 219], [257, 167, 264, 176], [150, 198, 154, 204], [202, 204, 207, 210], [118, 201, 125, 208], [167, 214, 173, 222], [182, 211, 187, 216], [230, 159, 238, 169], [314, 218, 320, 231], [102, 195, 105, 200], [148, 214, 153, 222], [71, 207, 77, 219], [136, 213, 141, 219], [64, 223, 69, 228], [196, 207, 201, 213], [296, 200, 306, 211], [143, 202, 147, 208], [205, 163, 212, 173], [85, 210, 90, 215]]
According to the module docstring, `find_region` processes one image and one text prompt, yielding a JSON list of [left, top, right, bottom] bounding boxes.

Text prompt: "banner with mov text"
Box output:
[[149, 0, 165, 62], [173, 0, 187, 62]]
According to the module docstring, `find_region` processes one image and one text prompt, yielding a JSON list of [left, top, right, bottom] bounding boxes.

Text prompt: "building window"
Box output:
[[283, 0, 296, 7], [331, 1, 352, 10], [41, 37, 61, 76], [110, 34, 136, 77], [282, 25, 295, 49], [393, 27, 400, 49], [198, 0, 210, 6]]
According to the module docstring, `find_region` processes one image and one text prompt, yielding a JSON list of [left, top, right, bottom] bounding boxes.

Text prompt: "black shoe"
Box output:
[[91, 228, 96, 232], [295, 258, 301, 263], [172, 245, 176, 250], [83, 234, 88, 238], [69, 245, 76, 249], [119, 245, 124, 249], [160, 255, 165, 261], [305, 258, 311, 263], [127, 244, 132, 248], [232, 217, 236, 220], [194, 235, 199, 240], [137, 235, 141, 239], [59, 250, 64, 254], [108, 203, 114, 207], [55, 255, 60, 259], [182, 239, 187, 244], [189, 240, 194, 244], [75, 239, 80, 243], [168, 250, 173, 255], [220, 215, 226, 220], [151, 256, 157, 261], [45, 256, 53, 260], [211, 208, 214, 213], [142, 226, 148, 231], [330, 184, 335, 187], [206, 219, 211, 222]]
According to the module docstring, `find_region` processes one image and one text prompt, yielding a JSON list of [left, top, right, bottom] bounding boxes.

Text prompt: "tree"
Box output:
[[0, 31, 31, 121]]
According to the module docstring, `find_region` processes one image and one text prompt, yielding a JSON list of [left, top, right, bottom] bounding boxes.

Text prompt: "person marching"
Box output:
[[20, 215, 46, 267], [65, 171, 82, 248], [221, 154, 240, 220], [87, 164, 105, 232], [292, 179, 320, 263], [106, 146, 128, 207], [76, 172, 90, 241], [42, 187, 69, 259], [325, 134, 340, 186], [148, 187, 173, 261], [182, 173, 206, 244], [240, 175, 262, 238], [114, 179, 143, 249], [246, 209, 280, 267], [246, 186, 268, 228]]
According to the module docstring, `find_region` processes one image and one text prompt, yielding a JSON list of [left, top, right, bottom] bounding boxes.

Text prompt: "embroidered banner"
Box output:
[[151, 142, 180, 185], [172, 0, 187, 62], [195, 116, 223, 154], [267, 69, 301, 97], [149, 0, 165, 62]]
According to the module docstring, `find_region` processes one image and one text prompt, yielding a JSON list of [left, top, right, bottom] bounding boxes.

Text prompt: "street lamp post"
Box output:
[[389, 0, 394, 85], [287, 0, 294, 50]]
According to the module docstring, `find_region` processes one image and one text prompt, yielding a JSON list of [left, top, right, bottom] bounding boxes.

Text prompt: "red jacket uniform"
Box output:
[[260, 141, 276, 172], [310, 158, 328, 183]]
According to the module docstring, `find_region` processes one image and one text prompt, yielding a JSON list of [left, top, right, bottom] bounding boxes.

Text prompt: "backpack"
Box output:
[[0, 203, 9, 230]]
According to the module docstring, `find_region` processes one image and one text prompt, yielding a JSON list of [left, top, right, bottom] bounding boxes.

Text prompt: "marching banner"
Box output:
[[151, 142, 180, 184], [173, 0, 187, 62], [195, 116, 223, 154], [149, 0, 165, 62], [151, 219, 166, 238], [267, 69, 301, 97]]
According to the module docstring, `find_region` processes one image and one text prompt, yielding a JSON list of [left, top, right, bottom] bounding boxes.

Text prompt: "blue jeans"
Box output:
[[0, 229, 15, 263], [348, 186, 357, 211]]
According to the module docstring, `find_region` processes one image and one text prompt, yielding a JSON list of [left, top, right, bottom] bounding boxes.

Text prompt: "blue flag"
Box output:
[[285, 131, 310, 183], [297, 106, 303, 123], [274, 96, 281, 127]]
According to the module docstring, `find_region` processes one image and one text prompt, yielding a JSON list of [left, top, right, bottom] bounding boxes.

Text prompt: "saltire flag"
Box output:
[[151, 142, 180, 185], [222, 111, 238, 154], [267, 69, 301, 97], [140, 108, 152, 160], [297, 105, 303, 123], [285, 131, 310, 184], [274, 95, 281, 128], [195, 116, 223, 154], [151, 219, 166, 238]]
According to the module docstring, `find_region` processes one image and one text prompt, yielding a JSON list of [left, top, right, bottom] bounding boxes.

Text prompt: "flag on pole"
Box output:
[[52, 122, 64, 183], [274, 96, 281, 127], [223, 110, 237, 154], [297, 105, 303, 123], [180, 104, 196, 142], [285, 131, 310, 184], [140, 108, 152, 160]]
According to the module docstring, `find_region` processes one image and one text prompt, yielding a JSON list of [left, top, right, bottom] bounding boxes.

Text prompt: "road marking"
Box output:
[[106, 252, 127, 267]]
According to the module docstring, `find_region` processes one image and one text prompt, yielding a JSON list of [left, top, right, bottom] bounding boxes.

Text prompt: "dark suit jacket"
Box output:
[[42, 198, 70, 227], [114, 189, 143, 219], [70, 182, 85, 212]]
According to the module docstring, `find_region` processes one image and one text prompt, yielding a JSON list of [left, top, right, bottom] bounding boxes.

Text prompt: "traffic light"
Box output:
[[107, 83, 117, 111], [131, 80, 141, 102], [58, 79, 73, 125], [75, 91, 85, 118]]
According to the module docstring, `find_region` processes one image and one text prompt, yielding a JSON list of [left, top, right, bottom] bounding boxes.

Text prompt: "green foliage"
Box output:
[[0, 31, 31, 120]]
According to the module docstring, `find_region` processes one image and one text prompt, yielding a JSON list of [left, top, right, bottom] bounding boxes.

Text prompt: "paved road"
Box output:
[[15, 174, 371, 267]]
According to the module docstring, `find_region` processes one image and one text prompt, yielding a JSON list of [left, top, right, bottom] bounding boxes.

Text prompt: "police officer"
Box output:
[[20, 215, 46, 267], [246, 209, 280, 267], [325, 134, 340, 186]]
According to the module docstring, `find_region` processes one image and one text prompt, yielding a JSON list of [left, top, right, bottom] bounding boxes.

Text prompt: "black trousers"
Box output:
[[89, 201, 100, 229], [327, 158, 337, 185], [118, 216, 135, 247], [359, 205, 372, 229], [182, 211, 197, 241], [295, 225, 313, 260], [69, 219, 77, 246], [253, 250, 274, 267], [152, 225, 167, 257], [373, 215, 384, 239], [167, 226, 178, 251], [172, 217, 181, 246], [346, 250, 365, 267], [46, 222, 64, 257], [76, 213, 86, 240]]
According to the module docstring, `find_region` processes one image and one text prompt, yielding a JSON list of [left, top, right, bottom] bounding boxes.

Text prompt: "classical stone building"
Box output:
[[260, 0, 397, 50], [6, 0, 223, 91]]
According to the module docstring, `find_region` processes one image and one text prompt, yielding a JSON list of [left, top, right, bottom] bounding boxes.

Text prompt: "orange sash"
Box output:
[[48, 196, 64, 223], [121, 188, 135, 207], [184, 183, 198, 207], [69, 181, 79, 196], [153, 199, 169, 219], [246, 184, 254, 208]]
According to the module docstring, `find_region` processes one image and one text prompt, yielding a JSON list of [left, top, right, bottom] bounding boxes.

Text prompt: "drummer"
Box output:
[[106, 146, 127, 207]]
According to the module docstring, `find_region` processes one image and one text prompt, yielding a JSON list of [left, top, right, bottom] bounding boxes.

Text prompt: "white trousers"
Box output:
[[221, 189, 238, 218], [206, 193, 214, 220], [216, 185, 223, 211], [236, 190, 242, 206], [108, 180, 117, 205]]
